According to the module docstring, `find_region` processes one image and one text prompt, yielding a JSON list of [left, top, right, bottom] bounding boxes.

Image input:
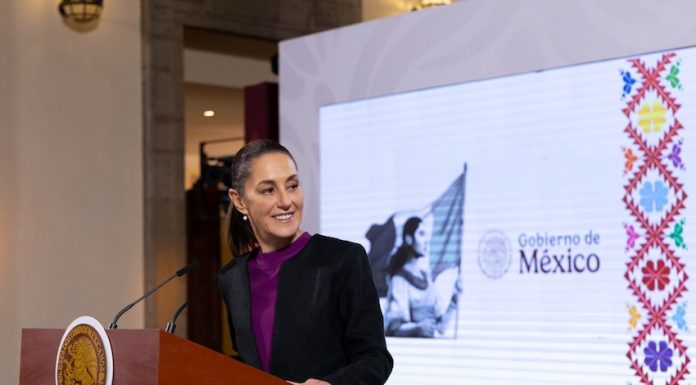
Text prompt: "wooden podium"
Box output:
[[19, 329, 287, 385]]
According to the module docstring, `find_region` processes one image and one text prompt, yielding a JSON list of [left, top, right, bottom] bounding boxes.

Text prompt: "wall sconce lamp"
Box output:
[[58, 0, 104, 24], [411, 0, 453, 11]]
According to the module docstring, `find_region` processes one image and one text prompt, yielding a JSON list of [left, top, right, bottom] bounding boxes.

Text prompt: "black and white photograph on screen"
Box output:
[[365, 165, 467, 338]]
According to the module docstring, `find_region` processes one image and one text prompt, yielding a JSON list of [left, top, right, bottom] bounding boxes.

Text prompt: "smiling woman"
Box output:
[[228, 151, 304, 253], [218, 139, 393, 385]]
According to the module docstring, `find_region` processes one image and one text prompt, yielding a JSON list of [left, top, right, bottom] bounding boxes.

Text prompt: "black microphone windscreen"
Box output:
[[176, 260, 200, 277]]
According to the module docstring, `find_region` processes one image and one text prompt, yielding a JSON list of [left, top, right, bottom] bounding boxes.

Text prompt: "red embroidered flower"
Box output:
[[642, 260, 670, 291]]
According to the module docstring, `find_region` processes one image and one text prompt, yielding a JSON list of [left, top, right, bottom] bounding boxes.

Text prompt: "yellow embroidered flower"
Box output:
[[629, 305, 641, 329], [637, 101, 667, 133]]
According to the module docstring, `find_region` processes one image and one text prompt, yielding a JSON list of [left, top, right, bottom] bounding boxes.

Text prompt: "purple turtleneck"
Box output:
[[248, 232, 312, 372]]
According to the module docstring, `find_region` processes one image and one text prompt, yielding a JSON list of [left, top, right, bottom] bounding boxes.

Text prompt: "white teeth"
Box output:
[[275, 214, 292, 220]]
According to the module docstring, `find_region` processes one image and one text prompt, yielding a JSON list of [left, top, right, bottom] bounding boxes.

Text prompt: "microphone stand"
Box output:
[[109, 260, 199, 329]]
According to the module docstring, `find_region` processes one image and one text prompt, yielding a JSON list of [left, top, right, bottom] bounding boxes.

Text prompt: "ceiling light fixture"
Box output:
[[203, 110, 215, 117]]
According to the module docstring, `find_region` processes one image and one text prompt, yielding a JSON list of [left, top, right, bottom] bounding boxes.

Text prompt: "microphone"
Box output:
[[165, 271, 220, 333], [108, 260, 200, 329]]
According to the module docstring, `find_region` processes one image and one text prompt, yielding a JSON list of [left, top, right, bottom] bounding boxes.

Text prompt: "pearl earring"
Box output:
[[243, 215, 248, 221]]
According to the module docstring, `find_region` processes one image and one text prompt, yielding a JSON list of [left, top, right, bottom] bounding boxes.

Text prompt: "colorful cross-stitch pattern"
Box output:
[[623, 53, 689, 385]]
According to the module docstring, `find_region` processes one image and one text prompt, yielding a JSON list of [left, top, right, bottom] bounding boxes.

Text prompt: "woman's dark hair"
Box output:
[[386, 216, 422, 276], [223, 139, 297, 257]]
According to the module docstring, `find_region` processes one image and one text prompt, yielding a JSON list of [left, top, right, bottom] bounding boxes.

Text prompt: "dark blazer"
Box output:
[[218, 234, 393, 385]]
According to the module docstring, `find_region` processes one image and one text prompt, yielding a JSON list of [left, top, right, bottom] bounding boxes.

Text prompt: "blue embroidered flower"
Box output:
[[644, 340, 673, 372], [672, 302, 688, 332], [621, 69, 636, 99], [639, 181, 668, 213]]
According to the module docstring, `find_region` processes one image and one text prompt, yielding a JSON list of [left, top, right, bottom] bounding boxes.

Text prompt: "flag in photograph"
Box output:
[[365, 164, 467, 296]]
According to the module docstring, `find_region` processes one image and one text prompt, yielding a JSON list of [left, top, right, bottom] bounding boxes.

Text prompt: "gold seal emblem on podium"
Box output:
[[55, 316, 114, 385]]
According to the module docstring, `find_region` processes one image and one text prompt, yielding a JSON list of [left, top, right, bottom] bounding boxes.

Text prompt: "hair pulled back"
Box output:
[[224, 139, 296, 257], [386, 216, 422, 276]]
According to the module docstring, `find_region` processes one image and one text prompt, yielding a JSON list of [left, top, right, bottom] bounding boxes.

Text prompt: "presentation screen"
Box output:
[[319, 46, 695, 384]]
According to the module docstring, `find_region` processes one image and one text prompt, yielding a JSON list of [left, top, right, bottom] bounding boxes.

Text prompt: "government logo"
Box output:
[[55, 316, 113, 385], [477, 229, 512, 279]]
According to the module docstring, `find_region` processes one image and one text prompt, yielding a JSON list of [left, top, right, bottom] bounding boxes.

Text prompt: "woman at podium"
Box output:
[[218, 139, 393, 385]]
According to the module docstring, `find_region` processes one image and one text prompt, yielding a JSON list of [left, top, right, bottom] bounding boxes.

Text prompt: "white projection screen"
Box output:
[[280, 1, 696, 384]]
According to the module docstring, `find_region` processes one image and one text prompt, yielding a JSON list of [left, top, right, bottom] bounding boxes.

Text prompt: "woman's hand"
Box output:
[[287, 379, 331, 385], [416, 318, 436, 337]]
